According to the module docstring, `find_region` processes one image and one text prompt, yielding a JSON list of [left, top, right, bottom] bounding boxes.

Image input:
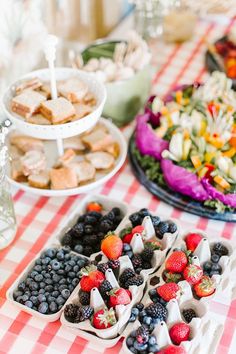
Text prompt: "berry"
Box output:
[[79, 305, 94, 321], [211, 263, 222, 274], [99, 280, 113, 299], [163, 270, 182, 283], [136, 325, 149, 344], [203, 261, 212, 272], [49, 302, 58, 313], [83, 246, 93, 257], [97, 262, 109, 274], [38, 302, 49, 314], [123, 233, 134, 244], [86, 202, 102, 213], [72, 223, 84, 237], [183, 264, 203, 285], [185, 233, 202, 252], [84, 224, 93, 235], [145, 240, 162, 251], [132, 225, 144, 235], [109, 287, 131, 306], [101, 234, 123, 260], [74, 244, 84, 254], [139, 208, 150, 217], [165, 251, 188, 273], [93, 308, 117, 329], [83, 234, 98, 246], [64, 303, 79, 322], [123, 243, 132, 252], [168, 221, 177, 234], [108, 259, 120, 270], [112, 207, 121, 216], [84, 215, 97, 225], [151, 215, 161, 227], [141, 246, 154, 261], [156, 221, 169, 237], [136, 303, 144, 311], [61, 289, 70, 299], [169, 322, 190, 345], [212, 243, 229, 257], [157, 283, 180, 302], [132, 254, 143, 269], [133, 340, 148, 351], [129, 213, 142, 227], [211, 254, 220, 263], [79, 290, 90, 305], [160, 344, 187, 354], [61, 233, 73, 247], [99, 219, 113, 233], [126, 336, 135, 347], [119, 268, 136, 285], [79, 265, 105, 292], [125, 275, 144, 288], [145, 302, 168, 321], [193, 275, 216, 298], [182, 308, 197, 323]]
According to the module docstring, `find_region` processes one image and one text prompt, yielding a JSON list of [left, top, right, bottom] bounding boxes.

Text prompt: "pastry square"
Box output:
[[11, 90, 46, 118], [50, 167, 78, 189], [40, 97, 76, 124], [58, 78, 88, 103]]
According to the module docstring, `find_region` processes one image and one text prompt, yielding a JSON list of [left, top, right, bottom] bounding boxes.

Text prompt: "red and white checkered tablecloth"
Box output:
[[1, 16, 236, 354]]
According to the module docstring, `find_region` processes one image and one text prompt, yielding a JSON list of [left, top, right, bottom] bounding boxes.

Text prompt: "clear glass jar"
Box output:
[[0, 129, 17, 249]]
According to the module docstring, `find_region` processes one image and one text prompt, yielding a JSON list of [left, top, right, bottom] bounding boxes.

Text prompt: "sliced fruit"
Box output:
[[101, 233, 123, 260], [185, 232, 202, 252], [109, 288, 131, 307], [213, 175, 230, 190], [183, 264, 203, 285], [79, 265, 105, 292], [165, 251, 188, 273], [169, 322, 190, 345], [156, 282, 180, 302], [193, 275, 216, 298], [93, 308, 117, 329], [86, 201, 102, 212]]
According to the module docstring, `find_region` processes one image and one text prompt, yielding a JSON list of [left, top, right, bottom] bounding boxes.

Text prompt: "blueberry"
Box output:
[[25, 300, 33, 308], [203, 261, 212, 271], [211, 254, 220, 263], [210, 270, 220, 276], [47, 296, 56, 302], [42, 257, 51, 265], [44, 272, 51, 279], [61, 289, 70, 299], [59, 285, 68, 292], [30, 296, 38, 305], [131, 308, 139, 316], [74, 244, 84, 254], [29, 282, 39, 291], [39, 282, 46, 289], [73, 265, 79, 273], [126, 336, 135, 347], [211, 263, 222, 272], [57, 251, 65, 261], [152, 318, 160, 324], [129, 213, 142, 227], [64, 265, 72, 273], [139, 208, 150, 217], [13, 290, 23, 299], [136, 303, 144, 311], [167, 221, 177, 234], [31, 290, 38, 296], [133, 341, 148, 351], [129, 314, 136, 322], [72, 278, 79, 287], [59, 278, 67, 285], [77, 259, 86, 269], [35, 274, 43, 282], [151, 216, 161, 227], [34, 265, 42, 272], [130, 330, 136, 337], [52, 291, 59, 297], [38, 302, 49, 314], [126, 251, 133, 259], [38, 289, 45, 294], [56, 296, 65, 306], [45, 278, 53, 285], [38, 294, 47, 303], [68, 284, 74, 292], [57, 269, 65, 275], [148, 336, 156, 345], [51, 260, 61, 271], [30, 271, 38, 278], [16, 296, 24, 304], [22, 294, 29, 302], [49, 301, 58, 313], [149, 344, 159, 352], [123, 243, 132, 252], [149, 289, 157, 297], [139, 310, 147, 318], [149, 323, 155, 333], [52, 274, 60, 283], [129, 347, 138, 354], [45, 285, 54, 292], [35, 259, 42, 265], [45, 248, 57, 258], [143, 316, 152, 325], [68, 272, 76, 279], [18, 282, 26, 292]]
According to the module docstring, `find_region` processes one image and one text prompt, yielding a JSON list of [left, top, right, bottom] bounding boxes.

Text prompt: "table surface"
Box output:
[[1, 15, 236, 354]]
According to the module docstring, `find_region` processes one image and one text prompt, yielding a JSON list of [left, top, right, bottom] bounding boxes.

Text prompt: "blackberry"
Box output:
[[112, 207, 121, 216], [97, 262, 109, 274], [84, 215, 97, 225], [211, 263, 222, 274], [136, 325, 149, 344], [61, 233, 73, 247], [72, 223, 84, 238], [141, 247, 154, 261], [77, 214, 85, 223], [125, 275, 144, 288], [83, 234, 98, 246], [84, 224, 94, 235], [79, 305, 94, 321], [99, 280, 113, 298], [119, 268, 136, 285], [138, 208, 150, 218], [106, 210, 116, 221], [79, 290, 90, 305], [99, 219, 113, 232], [83, 246, 93, 256], [97, 232, 105, 242], [64, 303, 79, 322], [151, 215, 161, 227], [143, 262, 152, 269], [132, 254, 143, 269], [145, 302, 167, 321], [156, 221, 169, 238], [212, 243, 229, 257], [167, 221, 177, 234], [182, 308, 197, 323], [88, 211, 102, 220], [108, 259, 120, 270], [129, 212, 142, 227]]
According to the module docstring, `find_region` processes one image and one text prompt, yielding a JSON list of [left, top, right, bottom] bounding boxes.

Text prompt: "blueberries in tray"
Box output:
[[13, 247, 89, 314], [61, 201, 123, 257]]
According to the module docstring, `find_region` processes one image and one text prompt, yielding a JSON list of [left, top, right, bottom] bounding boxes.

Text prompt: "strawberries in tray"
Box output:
[[79, 265, 105, 292]]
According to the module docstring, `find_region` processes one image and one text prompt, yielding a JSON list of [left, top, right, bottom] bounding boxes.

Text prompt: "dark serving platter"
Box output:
[[205, 36, 236, 90], [128, 135, 236, 222]]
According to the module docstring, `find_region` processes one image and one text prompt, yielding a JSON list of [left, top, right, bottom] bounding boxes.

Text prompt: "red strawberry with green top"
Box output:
[[183, 264, 203, 285], [194, 275, 216, 298], [185, 233, 202, 252], [169, 322, 190, 345], [123, 233, 133, 244], [145, 240, 162, 250], [165, 251, 188, 273], [101, 233, 123, 259], [109, 288, 131, 307], [132, 225, 144, 234], [79, 265, 105, 292], [159, 345, 187, 354], [163, 270, 183, 283], [86, 201, 102, 212], [156, 282, 180, 302], [93, 308, 117, 329]]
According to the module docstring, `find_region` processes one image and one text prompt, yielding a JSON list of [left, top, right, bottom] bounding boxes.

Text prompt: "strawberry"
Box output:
[[109, 288, 131, 307], [132, 225, 144, 234], [169, 322, 190, 345], [86, 201, 102, 212], [145, 240, 162, 250], [123, 233, 133, 244], [194, 275, 216, 298], [159, 345, 187, 354], [183, 264, 203, 285], [163, 270, 183, 283], [156, 283, 180, 302], [79, 265, 105, 292], [185, 233, 202, 252], [93, 308, 117, 329], [165, 251, 188, 273], [101, 233, 123, 260]]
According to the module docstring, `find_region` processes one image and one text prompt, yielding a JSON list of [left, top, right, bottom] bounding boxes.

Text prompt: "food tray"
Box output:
[[2, 68, 106, 140], [7, 118, 127, 197]]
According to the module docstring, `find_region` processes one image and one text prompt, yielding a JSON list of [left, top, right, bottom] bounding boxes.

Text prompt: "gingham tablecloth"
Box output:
[[1, 17, 236, 354]]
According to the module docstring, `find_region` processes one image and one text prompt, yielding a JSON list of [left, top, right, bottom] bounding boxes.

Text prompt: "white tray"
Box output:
[[2, 68, 106, 140], [7, 118, 127, 197]]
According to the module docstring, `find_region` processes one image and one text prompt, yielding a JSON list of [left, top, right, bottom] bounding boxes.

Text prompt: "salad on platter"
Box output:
[[134, 72, 236, 213]]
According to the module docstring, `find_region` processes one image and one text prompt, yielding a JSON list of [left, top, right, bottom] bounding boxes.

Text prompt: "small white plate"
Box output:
[[7, 118, 127, 197]]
